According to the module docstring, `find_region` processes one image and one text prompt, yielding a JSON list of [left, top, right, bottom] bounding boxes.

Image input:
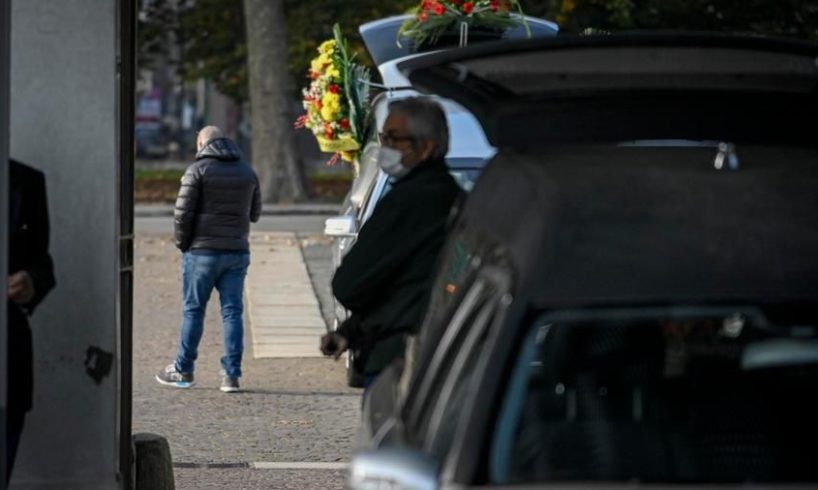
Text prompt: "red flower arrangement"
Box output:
[[399, 0, 528, 48]]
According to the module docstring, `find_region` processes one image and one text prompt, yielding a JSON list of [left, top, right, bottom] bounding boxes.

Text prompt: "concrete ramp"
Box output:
[[246, 233, 327, 358]]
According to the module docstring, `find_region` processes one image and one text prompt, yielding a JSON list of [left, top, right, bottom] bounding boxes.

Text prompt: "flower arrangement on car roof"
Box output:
[[399, 0, 528, 49], [295, 24, 371, 170]]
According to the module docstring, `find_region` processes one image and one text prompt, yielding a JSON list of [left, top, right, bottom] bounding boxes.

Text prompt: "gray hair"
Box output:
[[388, 97, 449, 160], [197, 125, 224, 147]]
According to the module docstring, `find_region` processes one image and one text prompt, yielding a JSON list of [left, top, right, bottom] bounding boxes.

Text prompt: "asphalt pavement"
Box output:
[[132, 217, 358, 489]]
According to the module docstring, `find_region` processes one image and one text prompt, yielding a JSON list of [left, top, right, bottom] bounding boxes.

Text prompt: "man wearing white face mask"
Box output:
[[320, 97, 462, 389]]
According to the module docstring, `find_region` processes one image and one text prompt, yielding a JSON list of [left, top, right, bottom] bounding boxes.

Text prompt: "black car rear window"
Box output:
[[491, 307, 818, 484]]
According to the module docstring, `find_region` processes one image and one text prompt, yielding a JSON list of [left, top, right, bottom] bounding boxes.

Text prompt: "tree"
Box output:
[[243, 0, 307, 202], [285, 1, 417, 90], [138, 0, 416, 201], [531, 0, 818, 39], [139, 1, 417, 101], [138, 0, 249, 102]]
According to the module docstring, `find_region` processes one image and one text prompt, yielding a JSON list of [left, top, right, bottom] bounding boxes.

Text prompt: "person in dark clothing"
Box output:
[[320, 97, 462, 387], [7, 159, 56, 483], [156, 126, 261, 393]]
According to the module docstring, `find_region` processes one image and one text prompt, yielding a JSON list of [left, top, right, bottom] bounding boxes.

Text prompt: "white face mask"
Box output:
[[376, 146, 410, 179]]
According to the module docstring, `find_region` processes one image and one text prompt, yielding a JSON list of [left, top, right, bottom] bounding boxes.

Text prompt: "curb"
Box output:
[[133, 433, 174, 490]]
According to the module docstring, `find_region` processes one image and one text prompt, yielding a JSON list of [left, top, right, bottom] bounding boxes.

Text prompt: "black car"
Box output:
[[349, 33, 818, 489]]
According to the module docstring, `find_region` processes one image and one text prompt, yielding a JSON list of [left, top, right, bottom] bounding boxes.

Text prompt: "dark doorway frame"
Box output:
[[0, 0, 10, 485], [117, 0, 136, 488]]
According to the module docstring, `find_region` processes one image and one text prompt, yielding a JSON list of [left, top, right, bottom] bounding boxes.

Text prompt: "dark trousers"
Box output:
[[7, 306, 33, 484], [6, 410, 26, 484]]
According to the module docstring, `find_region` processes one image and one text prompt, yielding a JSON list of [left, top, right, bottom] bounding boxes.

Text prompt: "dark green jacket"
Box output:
[[334, 159, 461, 374]]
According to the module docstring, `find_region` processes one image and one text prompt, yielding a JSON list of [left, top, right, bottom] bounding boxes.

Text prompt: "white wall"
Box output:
[[9, 1, 120, 488]]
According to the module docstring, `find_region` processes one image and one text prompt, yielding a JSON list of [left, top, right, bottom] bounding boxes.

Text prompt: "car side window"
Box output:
[[424, 294, 498, 459], [491, 310, 818, 485], [346, 106, 382, 215], [407, 279, 492, 437], [449, 168, 482, 192], [348, 144, 380, 214]]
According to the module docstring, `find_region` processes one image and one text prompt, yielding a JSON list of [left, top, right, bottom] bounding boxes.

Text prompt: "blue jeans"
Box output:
[[175, 252, 250, 378]]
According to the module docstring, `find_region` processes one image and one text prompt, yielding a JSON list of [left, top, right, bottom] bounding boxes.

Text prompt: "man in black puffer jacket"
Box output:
[[156, 126, 260, 393]]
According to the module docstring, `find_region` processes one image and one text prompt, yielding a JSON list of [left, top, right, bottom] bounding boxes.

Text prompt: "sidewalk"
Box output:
[[246, 233, 328, 358], [135, 203, 341, 217]]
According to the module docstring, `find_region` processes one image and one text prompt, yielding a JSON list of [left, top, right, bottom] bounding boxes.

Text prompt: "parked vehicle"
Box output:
[[349, 33, 818, 488], [323, 15, 558, 387], [359, 14, 559, 70], [135, 121, 171, 159]]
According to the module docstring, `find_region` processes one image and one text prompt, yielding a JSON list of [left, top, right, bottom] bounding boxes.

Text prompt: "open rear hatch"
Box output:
[[395, 33, 818, 148]]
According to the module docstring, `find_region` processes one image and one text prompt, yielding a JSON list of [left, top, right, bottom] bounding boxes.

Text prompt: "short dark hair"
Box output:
[[388, 97, 449, 160]]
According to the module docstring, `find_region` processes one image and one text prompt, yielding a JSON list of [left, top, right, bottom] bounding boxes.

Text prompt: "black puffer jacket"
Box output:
[[174, 137, 261, 252]]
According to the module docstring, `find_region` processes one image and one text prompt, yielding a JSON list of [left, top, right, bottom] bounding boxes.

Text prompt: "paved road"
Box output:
[[132, 225, 358, 489]]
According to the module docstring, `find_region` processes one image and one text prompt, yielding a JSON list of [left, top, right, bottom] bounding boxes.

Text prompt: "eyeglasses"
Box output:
[[379, 132, 415, 146]]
